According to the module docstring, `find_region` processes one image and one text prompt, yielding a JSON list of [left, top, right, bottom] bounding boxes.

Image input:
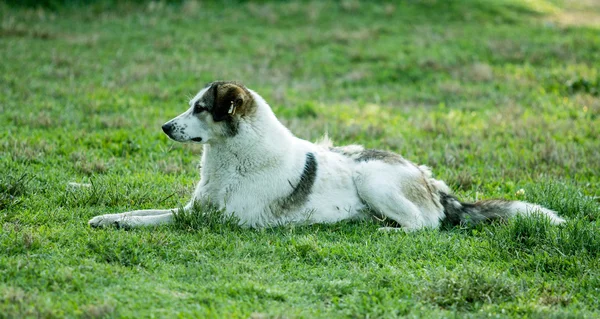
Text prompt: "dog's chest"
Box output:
[[199, 160, 282, 201], [199, 166, 242, 202]]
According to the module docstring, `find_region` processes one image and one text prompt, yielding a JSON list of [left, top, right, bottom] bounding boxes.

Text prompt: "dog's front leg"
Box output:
[[88, 208, 180, 229]]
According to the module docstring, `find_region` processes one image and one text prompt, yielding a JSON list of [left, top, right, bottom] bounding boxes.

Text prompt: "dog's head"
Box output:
[[162, 81, 254, 144]]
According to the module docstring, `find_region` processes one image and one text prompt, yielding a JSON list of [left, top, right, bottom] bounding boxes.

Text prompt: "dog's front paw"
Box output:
[[88, 214, 120, 228]]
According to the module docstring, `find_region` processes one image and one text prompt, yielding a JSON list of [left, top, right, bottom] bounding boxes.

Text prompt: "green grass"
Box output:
[[1, 0, 600, 317]]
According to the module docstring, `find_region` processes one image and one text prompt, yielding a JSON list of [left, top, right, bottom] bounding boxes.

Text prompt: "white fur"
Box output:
[[509, 202, 565, 224], [88, 86, 565, 230]]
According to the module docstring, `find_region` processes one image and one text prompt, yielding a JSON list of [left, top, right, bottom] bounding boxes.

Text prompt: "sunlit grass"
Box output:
[[1, 0, 599, 317]]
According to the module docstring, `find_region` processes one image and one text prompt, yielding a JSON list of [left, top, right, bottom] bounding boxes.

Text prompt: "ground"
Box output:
[[1, 0, 600, 318]]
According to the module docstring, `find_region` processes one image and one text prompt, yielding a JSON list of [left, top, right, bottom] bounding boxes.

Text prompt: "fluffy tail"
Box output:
[[439, 192, 565, 226]]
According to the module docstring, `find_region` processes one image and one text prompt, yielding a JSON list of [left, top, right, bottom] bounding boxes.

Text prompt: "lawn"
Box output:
[[1, 0, 600, 317]]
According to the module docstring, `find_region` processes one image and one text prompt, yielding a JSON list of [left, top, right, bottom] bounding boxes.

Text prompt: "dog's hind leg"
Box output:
[[354, 172, 428, 232], [88, 208, 180, 228]]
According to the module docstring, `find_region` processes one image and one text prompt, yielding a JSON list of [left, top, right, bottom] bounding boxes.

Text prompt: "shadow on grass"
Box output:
[[419, 266, 519, 311], [0, 172, 31, 212], [170, 200, 241, 233], [169, 200, 381, 234]]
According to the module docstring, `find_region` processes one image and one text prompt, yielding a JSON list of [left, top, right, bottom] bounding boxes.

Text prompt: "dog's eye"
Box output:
[[194, 103, 207, 113]]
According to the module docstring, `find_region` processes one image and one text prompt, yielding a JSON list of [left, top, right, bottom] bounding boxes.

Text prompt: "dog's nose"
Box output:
[[162, 123, 172, 135]]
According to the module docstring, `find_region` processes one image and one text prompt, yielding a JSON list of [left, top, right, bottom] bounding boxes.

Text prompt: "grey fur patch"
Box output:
[[275, 152, 318, 212], [440, 192, 513, 226], [330, 147, 406, 164]]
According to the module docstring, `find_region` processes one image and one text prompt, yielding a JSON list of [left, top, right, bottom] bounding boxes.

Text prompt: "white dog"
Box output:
[[88, 81, 565, 230]]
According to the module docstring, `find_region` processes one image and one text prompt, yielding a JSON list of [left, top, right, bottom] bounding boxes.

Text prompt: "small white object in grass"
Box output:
[[516, 188, 525, 196], [68, 182, 91, 188]]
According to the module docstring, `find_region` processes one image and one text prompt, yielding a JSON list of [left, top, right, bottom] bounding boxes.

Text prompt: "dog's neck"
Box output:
[[202, 91, 296, 171]]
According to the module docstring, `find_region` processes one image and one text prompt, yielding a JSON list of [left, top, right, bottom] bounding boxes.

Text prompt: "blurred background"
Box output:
[[2, 0, 599, 198], [2, 1, 600, 317]]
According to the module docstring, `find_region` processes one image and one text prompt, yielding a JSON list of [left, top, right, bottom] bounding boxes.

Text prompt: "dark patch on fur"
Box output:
[[195, 81, 255, 137], [421, 174, 439, 209], [330, 147, 406, 164], [277, 152, 318, 211], [355, 149, 406, 164], [440, 192, 513, 226], [329, 146, 358, 157]]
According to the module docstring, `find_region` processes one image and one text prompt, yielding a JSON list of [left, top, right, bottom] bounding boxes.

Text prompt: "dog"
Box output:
[[88, 81, 566, 231]]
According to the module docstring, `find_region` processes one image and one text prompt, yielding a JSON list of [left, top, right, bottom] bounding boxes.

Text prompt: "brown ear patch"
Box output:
[[214, 82, 255, 120], [198, 81, 256, 137]]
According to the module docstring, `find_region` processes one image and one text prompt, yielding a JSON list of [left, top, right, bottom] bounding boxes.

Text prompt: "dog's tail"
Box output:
[[439, 192, 565, 226]]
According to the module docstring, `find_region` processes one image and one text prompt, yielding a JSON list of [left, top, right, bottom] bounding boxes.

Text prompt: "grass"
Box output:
[[1, 0, 600, 317]]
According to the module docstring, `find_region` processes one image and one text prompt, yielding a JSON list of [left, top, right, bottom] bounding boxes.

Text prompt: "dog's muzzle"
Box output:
[[162, 122, 202, 142]]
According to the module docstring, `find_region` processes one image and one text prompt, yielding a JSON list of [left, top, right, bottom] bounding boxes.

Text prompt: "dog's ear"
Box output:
[[212, 82, 249, 122]]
